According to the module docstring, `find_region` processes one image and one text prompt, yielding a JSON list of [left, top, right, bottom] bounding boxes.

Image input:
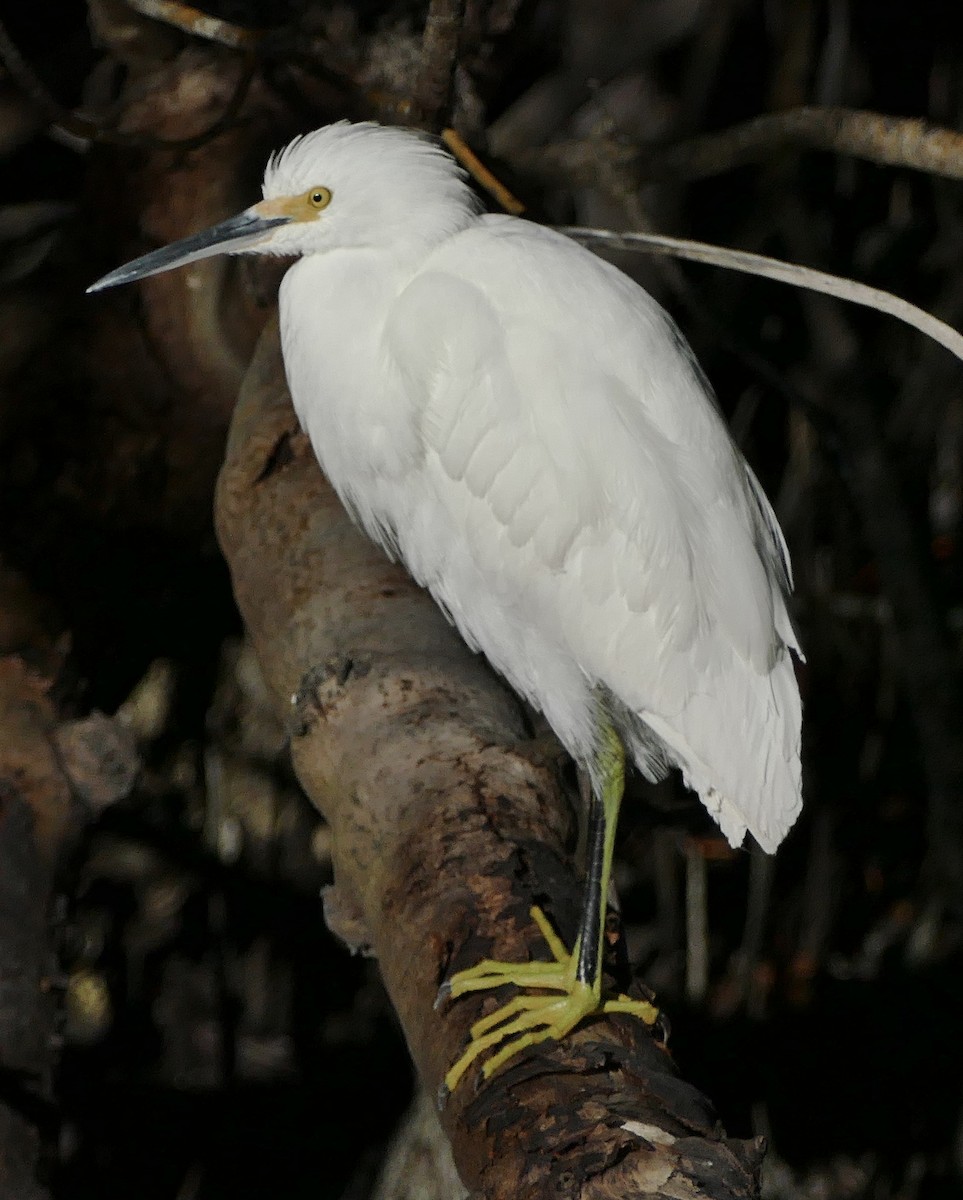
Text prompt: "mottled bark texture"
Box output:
[[214, 320, 763, 1199]]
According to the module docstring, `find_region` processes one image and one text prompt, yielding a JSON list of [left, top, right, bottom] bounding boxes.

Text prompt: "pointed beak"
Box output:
[[86, 207, 291, 294]]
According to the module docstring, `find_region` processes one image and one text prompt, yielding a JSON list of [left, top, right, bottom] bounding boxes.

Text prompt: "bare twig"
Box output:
[[559, 227, 963, 364], [124, 0, 265, 50], [414, 0, 466, 128], [684, 841, 709, 1003], [734, 848, 774, 1018], [441, 128, 525, 213]]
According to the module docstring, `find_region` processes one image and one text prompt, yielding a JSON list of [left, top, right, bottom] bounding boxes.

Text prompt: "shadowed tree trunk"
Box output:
[[0, 567, 138, 1199]]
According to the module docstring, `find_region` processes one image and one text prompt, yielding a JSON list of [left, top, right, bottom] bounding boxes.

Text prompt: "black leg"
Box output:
[[575, 790, 606, 985]]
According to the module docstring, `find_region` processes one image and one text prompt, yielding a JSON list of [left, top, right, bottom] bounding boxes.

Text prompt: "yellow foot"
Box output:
[[439, 906, 658, 1096]]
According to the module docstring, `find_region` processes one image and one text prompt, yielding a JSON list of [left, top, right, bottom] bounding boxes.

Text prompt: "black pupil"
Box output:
[[312, 192, 323, 203]]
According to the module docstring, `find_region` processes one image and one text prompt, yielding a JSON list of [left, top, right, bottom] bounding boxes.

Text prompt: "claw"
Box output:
[[441, 905, 658, 1095]]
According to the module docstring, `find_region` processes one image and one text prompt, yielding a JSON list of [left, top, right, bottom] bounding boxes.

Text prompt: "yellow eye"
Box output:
[[307, 186, 332, 210]]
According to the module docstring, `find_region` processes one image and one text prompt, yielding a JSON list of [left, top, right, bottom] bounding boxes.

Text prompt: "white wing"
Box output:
[[312, 218, 802, 852]]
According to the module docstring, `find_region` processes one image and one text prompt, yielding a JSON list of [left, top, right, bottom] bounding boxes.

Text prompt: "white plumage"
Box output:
[[89, 119, 803, 855], [87, 119, 805, 1086], [269, 123, 802, 852]]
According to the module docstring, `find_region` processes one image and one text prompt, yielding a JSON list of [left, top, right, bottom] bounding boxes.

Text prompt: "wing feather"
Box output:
[[382, 221, 802, 851]]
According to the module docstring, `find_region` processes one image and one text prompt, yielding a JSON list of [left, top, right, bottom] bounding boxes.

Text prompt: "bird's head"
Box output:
[[87, 122, 477, 294]]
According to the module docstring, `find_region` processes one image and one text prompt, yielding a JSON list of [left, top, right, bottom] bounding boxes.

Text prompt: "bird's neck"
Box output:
[[278, 245, 408, 428]]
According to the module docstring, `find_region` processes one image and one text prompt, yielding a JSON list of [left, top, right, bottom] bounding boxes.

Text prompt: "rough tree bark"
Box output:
[[214, 320, 764, 1200]]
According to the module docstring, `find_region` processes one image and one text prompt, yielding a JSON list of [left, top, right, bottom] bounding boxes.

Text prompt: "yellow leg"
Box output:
[[440, 719, 659, 1096]]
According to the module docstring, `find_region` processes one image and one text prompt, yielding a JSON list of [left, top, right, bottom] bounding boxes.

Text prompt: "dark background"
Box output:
[[1, 0, 963, 1196]]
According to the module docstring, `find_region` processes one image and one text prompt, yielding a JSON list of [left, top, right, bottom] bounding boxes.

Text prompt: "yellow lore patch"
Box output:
[[256, 186, 332, 222]]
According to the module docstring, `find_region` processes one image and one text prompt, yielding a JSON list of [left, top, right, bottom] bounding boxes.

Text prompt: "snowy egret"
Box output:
[[89, 121, 802, 1093]]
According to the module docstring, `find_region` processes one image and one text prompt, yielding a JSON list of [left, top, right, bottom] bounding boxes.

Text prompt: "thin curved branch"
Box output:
[[442, 128, 526, 213], [652, 106, 963, 183], [560, 227, 963, 364], [124, 0, 265, 50]]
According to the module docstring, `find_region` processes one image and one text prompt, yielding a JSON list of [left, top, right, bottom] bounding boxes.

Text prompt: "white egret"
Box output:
[[88, 121, 802, 1093]]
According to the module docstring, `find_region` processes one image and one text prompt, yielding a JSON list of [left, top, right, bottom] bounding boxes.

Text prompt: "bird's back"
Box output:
[[283, 213, 802, 852]]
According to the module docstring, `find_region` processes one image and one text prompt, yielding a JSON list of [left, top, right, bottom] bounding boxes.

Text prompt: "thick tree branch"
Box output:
[[652, 106, 963, 183], [511, 107, 963, 191], [213, 321, 763, 1199]]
